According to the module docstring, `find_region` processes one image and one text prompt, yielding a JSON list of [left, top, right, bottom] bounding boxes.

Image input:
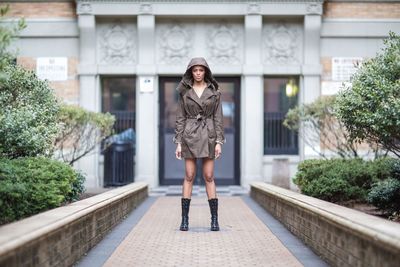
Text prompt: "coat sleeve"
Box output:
[[214, 91, 226, 145], [173, 93, 186, 144]]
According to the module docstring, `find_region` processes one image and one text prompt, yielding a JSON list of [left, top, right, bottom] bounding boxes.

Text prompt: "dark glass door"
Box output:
[[101, 76, 136, 186], [101, 76, 136, 133], [159, 77, 240, 185], [263, 77, 299, 155]]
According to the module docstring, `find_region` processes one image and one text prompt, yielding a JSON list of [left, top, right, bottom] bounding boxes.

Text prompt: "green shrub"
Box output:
[[294, 159, 365, 202], [367, 157, 399, 181], [367, 178, 400, 214], [0, 157, 85, 225], [335, 32, 400, 157], [283, 96, 384, 159], [390, 159, 400, 179], [65, 170, 86, 202], [0, 64, 60, 158], [302, 175, 365, 203], [54, 104, 115, 165], [294, 158, 397, 203]]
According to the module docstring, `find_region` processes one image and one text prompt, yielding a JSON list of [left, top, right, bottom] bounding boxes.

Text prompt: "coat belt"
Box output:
[[186, 114, 214, 128]]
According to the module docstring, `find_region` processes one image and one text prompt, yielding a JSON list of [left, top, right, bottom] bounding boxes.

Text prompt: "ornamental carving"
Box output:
[[207, 24, 242, 65], [77, 2, 92, 15], [158, 24, 192, 65], [97, 22, 136, 64], [139, 3, 153, 14], [247, 3, 261, 14], [264, 23, 300, 65], [306, 3, 323, 15]]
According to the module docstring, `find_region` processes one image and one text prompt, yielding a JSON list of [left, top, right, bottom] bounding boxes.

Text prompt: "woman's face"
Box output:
[[191, 65, 205, 83]]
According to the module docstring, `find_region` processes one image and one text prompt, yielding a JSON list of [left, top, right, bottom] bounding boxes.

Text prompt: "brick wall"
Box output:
[[3, 2, 76, 18], [0, 182, 148, 267], [323, 2, 400, 19], [319, 56, 373, 151], [321, 57, 332, 82], [250, 182, 400, 267], [17, 57, 79, 105]]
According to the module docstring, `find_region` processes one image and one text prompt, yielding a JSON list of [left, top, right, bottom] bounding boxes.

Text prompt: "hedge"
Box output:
[[294, 157, 398, 203], [0, 157, 85, 225]]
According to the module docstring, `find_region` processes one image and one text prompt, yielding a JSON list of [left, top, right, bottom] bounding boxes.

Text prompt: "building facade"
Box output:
[[4, 0, 400, 190]]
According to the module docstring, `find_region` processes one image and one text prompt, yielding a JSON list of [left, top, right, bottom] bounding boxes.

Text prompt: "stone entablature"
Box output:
[[155, 20, 244, 66], [90, 18, 308, 74], [76, 0, 324, 16]]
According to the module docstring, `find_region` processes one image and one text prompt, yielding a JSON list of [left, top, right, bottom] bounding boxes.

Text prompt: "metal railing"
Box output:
[[264, 112, 298, 155], [102, 111, 136, 186], [110, 111, 136, 134]]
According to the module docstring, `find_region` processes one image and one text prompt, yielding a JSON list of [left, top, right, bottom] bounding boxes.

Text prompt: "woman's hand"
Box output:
[[175, 143, 182, 160], [215, 143, 222, 159]]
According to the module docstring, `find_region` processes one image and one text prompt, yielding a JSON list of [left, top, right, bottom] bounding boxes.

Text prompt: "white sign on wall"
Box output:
[[331, 57, 362, 81], [140, 77, 154, 93], [36, 57, 68, 81], [321, 81, 351, 96]]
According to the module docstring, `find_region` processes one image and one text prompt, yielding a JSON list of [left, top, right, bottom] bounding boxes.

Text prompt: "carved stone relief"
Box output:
[[247, 3, 261, 15], [263, 22, 302, 65], [157, 23, 192, 65], [306, 3, 323, 15], [139, 3, 153, 14], [97, 21, 136, 65], [77, 2, 92, 15], [207, 23, 243, 65]]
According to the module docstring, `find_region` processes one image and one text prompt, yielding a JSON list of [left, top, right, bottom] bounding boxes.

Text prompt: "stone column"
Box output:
[[301, 5, 323, 160], [77, 11, 100, 188], [135, 6, 158, 188], [241, 6, 264, 189]]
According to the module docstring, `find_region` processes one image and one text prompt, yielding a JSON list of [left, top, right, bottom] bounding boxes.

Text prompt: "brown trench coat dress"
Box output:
[[173, 57, 226, 159]]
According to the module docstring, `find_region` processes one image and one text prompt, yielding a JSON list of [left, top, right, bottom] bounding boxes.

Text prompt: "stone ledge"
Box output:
[[0, 182, 148, 267], [250, 182, 400, 267]]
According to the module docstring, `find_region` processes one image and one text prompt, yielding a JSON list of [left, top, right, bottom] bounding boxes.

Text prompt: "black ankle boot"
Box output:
[[180, 198, 191, 231], [208, 198, 220, 231]]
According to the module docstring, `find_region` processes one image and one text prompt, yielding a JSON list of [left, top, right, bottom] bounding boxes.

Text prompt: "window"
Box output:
[[264, 77, 299, 155], [101, 76, 136, 134]]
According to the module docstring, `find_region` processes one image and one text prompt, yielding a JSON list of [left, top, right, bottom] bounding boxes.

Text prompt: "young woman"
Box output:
[[173, 57, 226, 231]]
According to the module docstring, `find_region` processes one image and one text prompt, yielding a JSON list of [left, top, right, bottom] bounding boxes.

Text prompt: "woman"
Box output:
[[173, 57, 226, 231]]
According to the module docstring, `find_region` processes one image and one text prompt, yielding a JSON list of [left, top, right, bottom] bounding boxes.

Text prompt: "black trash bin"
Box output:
[[103, 128, 136, 186]]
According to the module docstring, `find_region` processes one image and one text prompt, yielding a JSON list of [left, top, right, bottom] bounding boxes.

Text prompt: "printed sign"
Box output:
[[140, 77, 154, 93], [36, 57, 68, 81], [321, 81, 346, 95], [331, 57, 362, 81]]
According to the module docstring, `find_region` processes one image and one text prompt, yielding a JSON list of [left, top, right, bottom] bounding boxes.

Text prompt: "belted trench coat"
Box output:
[[173, 57, 226, 159]]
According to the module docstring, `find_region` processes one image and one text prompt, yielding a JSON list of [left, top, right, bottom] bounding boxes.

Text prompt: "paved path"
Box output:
[[149, 185, 249, 196], [76, 195, 328, 267]]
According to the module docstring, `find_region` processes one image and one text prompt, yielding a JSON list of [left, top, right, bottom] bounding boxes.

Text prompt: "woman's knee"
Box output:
[[184, 173, 195, 183], [203, 173, 214, 183]]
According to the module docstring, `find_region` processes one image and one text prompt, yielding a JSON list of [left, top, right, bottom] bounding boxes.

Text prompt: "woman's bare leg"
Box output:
[[202, 157, 217, 199], [182, 158, 196, 198]]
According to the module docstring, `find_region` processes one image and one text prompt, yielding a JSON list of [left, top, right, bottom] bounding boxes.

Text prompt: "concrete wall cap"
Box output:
[[250, 181, 400, 253], [0, 182, 148, 256]]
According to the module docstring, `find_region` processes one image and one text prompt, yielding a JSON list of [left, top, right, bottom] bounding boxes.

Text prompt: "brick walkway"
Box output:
[[76, 196, 328, 267]]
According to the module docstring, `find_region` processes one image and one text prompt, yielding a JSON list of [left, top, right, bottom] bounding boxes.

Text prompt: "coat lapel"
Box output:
[[186, 87, 203, 107], [200, 86, 216, 100], [186, 83, 218, 109]]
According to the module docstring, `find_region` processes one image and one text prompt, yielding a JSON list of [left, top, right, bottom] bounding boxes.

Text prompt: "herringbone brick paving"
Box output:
[[102, 196, 303, 267]]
